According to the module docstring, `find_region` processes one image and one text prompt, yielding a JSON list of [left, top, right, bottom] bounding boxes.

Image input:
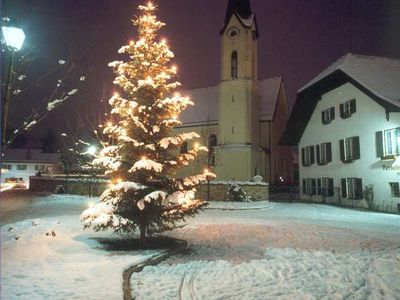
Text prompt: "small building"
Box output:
[[1, 149, 62, 188], [282, 53, 400, 213]]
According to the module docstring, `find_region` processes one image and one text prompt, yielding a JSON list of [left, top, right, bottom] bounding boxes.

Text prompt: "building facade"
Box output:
[[1, 149, 62, 188], [282, 54, 400, 212], [177, 0, 293, 184]]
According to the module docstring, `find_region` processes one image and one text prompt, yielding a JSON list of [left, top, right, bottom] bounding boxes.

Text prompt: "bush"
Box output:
[[226, 181, 251, 202], [363, 184, 374, 210]]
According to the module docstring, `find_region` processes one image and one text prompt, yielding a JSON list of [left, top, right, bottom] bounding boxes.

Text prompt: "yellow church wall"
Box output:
[[173, 123, 218, 178], [220, 15, 257, 81]]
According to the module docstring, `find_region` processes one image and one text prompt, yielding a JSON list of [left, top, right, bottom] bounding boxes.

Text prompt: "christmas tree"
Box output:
[[81, 2, 215, 246]]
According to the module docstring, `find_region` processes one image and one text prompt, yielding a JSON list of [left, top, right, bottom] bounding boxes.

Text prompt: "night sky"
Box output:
[[3, 0, 400, 142]]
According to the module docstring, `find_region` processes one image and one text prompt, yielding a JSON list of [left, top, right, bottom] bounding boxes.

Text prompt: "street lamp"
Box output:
[[2, 26, 25, 50], [1, 23, 25, 148]]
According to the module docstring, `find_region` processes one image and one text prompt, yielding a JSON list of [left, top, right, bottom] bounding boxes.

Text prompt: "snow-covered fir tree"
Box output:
[[81, 2, 215, 246]]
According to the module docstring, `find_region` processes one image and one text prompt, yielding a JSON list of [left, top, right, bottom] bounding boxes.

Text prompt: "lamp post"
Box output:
[[86, 145, 97, 197], [1, 24, 25, 148]]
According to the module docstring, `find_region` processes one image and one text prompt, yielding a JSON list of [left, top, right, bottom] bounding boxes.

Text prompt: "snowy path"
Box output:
[[131, 204, 400, 299]]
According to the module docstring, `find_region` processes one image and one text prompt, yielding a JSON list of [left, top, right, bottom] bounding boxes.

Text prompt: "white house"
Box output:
[[282, 54, 400, 213], [1, 149, 62, 188]]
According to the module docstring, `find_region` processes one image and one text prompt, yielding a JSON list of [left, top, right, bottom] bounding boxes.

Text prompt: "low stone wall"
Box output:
[[29, 176, 269, 201], [29, 176, 107, 196]]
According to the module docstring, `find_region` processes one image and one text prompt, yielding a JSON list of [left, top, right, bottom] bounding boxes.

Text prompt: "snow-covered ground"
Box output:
[[132, 204, 400, 299], [1, 193, 400, 299]]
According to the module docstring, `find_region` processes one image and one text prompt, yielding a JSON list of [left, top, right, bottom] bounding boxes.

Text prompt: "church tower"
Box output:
[[215, 0, 264, 180]]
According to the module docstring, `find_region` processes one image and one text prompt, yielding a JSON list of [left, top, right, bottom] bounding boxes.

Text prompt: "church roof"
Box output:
[[225, 0, 252, 22], [220, 0, 259, 38], [180, 77, 283, 126], [281, 53, 400, 145]]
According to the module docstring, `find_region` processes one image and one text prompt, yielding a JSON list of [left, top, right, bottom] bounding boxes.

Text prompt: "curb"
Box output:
[[122, 238, 188, 300], [205, 205, 273, 211]]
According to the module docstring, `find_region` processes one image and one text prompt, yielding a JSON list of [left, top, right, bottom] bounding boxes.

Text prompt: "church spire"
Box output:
[[225, 0, 252, 23]]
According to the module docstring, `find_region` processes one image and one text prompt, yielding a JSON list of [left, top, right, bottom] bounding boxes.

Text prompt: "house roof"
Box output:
[[2, 149, 61, 163], [299, 53, 400, 108], [281, 53, 400, 145], [180, 77, 283, 126]]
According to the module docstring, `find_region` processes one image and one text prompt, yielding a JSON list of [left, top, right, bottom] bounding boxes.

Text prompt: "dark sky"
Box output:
[[3, 0, 400, 140]]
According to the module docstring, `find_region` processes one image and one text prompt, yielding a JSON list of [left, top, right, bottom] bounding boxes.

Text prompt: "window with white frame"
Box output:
[[304, 178, 316, 195], [341, 178, 363, 199], [390, 182, 400, 197], [340, 99, 356, 119], [301, 145, 314, 166], [35, 165, 46, 171], [340, 136, 360, 163], [376, 127, 400, 159], [2, 164, 12, 170], [17, 164, 27, 171], [316, 142, 332, 165], [321, 107, 335, 124], [321, 178, 334, 196]]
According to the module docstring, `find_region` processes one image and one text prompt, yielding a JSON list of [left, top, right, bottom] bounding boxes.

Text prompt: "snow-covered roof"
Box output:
[[2, 149, 61, 163], [299, 53, 400, 108], [180, 77, 283, 126]]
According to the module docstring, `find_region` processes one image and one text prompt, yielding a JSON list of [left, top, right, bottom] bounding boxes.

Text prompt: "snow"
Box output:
[[131, 202, 400, 299], [131, 158, 163, 173], [67, 88, 78, 96], [2, 194, 400, 299], [58, 59, 65, 65], [1, 214, 159, 299], [46, 98, 63, 111]]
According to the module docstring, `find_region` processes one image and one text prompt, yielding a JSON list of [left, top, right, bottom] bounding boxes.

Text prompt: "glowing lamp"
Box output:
[[2, 26, 25, 50], [194, 143, 199, 149], [106, 121, 113, 127], [141, 156, 146, 160], [87, 145, 97, 156], [204, 168, 209, 174]]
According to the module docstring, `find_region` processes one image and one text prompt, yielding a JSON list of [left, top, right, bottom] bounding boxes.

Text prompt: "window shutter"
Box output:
[[317, 178, 321, 195], [339, 103, 344, 118], [350, 99, 356, 114], [326, 143, 332, 163], [330, 107, 335, 120], [339, 139, 345, 162], [302, 179, 306, 194], [321, 111, 326, 124], [328, 178, 334, 196], [375, 131, 383, 158], [316, 144, 321, 165], [310, 146, 315, 164], [311, 179, 316, 195], [355, 178, 363, 199], [341, 179, 347, 198], [352, 136, 360, 160], [301, 148, 305, 166], [396, 128, 400, 154]]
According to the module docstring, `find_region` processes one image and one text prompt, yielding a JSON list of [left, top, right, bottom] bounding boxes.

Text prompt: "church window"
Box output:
[[208, 134, 217, 166], [231, 51, 238, 79], [180, 141, 188, 154]]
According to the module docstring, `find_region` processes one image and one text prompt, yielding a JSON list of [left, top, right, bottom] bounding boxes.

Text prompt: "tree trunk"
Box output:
[[139, 217, 146, 248]]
